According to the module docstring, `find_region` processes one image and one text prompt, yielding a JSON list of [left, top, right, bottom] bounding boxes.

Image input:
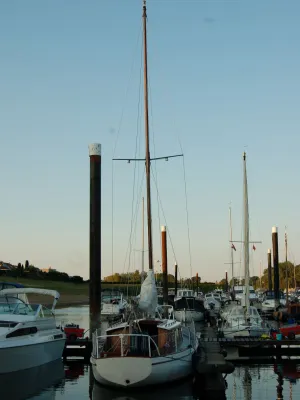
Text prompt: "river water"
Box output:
[[3, 306, 300, 400]]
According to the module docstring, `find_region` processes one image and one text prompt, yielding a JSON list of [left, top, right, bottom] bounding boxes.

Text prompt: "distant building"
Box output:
[[0, 262, 15, 271], [41, 266, 57, 273]]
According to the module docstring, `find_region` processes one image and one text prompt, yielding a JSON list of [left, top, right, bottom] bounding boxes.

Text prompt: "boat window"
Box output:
[[6, 326, 37, 338]]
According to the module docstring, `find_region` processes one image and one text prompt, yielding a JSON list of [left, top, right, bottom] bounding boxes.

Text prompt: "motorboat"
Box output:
[[203, 293, 221, 313], [234, 285, 258, 305], [91, 270, 198, 388], [101, 289, 128, 320], [0, 287, 66, 374], [174, 289, 205, 322], [261, 290, 286, 317]]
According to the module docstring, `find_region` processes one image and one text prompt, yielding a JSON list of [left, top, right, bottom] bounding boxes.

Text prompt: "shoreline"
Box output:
[[27, 294, 89, 309]]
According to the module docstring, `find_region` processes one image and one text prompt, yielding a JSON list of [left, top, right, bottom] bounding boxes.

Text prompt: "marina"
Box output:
[[1, 0, 300, 399]]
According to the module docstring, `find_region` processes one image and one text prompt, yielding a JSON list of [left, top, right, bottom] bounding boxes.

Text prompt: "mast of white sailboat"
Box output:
[[229, 205, 234, 292], [142, 0, 154, 271], [243, 152, 250, 316]]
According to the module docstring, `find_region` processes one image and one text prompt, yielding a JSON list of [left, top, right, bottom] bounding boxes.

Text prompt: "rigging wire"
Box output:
[[178, 141, 193, 279], [148, 77, 162, 266], [122, 173, 146, 275], [111, 22, 143, 278], [127, 43, 144, 279], [150, 169, 178, 265], [125, 52, 144, 286]]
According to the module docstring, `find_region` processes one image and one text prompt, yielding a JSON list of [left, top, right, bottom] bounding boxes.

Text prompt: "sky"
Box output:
[[0, 0, 300, 282]]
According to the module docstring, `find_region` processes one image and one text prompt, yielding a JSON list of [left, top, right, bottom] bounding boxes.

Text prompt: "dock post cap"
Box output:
[[161, 225, 166, 232], [268, 248, 271, 254], [89, 143, 101, 156], [272, 226, 278, 234]]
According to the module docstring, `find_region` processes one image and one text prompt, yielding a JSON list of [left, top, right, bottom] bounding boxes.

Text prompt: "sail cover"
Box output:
[[138, 269, 158, 316]]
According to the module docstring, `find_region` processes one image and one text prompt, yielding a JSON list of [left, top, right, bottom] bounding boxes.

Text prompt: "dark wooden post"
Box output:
[[268, 248, 272, 291], [89, 143, 102, 335], [272, 226, 280, 308]]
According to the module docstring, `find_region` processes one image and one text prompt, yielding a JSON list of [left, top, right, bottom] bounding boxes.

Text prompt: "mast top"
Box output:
[[243, 151, 246, 160]]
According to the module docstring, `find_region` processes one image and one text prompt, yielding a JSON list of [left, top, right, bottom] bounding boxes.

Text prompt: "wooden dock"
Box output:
[[192, 325, 234, 398], [193, 326, 235, 375]]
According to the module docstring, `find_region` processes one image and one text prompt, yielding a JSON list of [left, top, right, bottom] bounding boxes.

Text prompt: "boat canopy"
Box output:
[[0, 288, 60, 310]]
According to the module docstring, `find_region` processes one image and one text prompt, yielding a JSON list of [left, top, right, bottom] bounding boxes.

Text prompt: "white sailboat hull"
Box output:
[[174, 310, 204, 323], [222, 325, 269, 340], [91, 348, 194, 388], [0, 338, 65, 374]]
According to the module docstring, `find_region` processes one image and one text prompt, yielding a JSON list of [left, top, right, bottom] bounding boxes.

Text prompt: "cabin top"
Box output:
[[177, 289, 194, 298], [157, 319, 181, 331]]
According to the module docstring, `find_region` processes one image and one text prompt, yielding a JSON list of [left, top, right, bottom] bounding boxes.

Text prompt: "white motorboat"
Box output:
[[174, 289, 204, 322], [101, 289, 128, 320], [261, 290, 286, 317], [0, 287, 66, 374], [91, 270, 198, 388], [234, 285, 258, 305], [203, 293, 221, 313]]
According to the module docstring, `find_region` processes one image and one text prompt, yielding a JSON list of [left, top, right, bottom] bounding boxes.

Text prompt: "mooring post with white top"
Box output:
[[272, 227, 280, 308], [267, 248, 272, 291], [161, 225, 168, 316], [89, 143, 102, 335]]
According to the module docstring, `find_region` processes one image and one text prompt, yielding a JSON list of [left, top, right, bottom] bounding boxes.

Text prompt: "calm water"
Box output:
[[3, 306, 300, 400]]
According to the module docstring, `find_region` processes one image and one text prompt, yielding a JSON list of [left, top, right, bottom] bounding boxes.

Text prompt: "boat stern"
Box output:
[[91, 356, 152, 387]]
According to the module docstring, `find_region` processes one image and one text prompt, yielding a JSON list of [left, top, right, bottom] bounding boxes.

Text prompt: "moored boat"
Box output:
[[0, 287, 66, 374]]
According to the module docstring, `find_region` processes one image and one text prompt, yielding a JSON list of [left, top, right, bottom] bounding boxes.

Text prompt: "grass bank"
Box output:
[[0, 277, 141, 307]]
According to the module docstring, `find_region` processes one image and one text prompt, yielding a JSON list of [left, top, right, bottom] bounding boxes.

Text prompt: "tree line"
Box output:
[[218, 261, 300, 290], [1, 260, 84, 284]]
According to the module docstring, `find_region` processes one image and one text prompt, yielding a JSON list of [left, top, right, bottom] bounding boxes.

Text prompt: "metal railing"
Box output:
[[92, 331, 160, 358], [92, 324, 196, 359]]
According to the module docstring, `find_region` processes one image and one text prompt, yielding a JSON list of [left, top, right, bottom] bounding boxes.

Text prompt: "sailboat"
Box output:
[[219, 153, 269, 338], [90, 1, 198, 388]]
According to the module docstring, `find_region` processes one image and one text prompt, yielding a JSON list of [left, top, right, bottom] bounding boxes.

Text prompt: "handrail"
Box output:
[[157, 304, 174, 319], [94, 333, 161, 358]]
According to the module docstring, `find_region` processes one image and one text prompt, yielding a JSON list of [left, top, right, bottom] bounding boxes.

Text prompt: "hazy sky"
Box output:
[[1, 0, 299, 281]]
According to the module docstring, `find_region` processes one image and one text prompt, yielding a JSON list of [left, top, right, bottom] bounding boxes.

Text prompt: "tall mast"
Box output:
[[229, 205, 234, 291], [142, 0, 153, 271], [243, 152, 250, 315]]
